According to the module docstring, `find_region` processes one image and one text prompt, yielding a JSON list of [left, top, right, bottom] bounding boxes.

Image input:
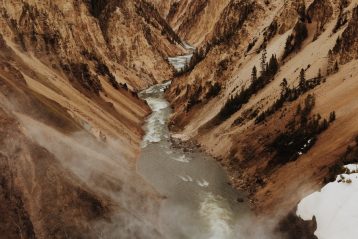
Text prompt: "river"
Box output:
[[138, 55, 251, 238]]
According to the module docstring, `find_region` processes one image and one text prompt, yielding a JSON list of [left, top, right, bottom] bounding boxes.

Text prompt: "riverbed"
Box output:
[[138, 78, 251, 239]]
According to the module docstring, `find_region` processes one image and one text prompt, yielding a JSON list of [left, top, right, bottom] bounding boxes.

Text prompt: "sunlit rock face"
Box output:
[[165, 0, 358, 220], [0, 0, 184, 238]]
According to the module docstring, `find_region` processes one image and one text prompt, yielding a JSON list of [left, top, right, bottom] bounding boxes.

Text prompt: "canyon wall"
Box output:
[[0, 0, 182, 238], [166, 0, 358, 219]]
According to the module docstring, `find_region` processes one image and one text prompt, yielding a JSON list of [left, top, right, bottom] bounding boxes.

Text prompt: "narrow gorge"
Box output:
[[0, 0, 358, 239]]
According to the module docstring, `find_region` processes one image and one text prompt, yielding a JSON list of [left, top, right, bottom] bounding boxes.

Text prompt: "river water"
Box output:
[[138, 58, 251, 238]]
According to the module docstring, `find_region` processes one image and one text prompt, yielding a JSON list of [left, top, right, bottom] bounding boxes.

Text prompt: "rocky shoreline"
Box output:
[[169, 134, 317, 239]]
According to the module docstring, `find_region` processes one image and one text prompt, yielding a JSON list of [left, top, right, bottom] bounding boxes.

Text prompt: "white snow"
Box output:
[[297, 164, 358, 239]]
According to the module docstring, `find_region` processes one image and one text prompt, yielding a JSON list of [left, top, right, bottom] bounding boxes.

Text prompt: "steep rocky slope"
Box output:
[[167, 0, 358, 222], [146, 0, 177, 18], [0, 0, 184, 238], [151, 0, 230, 47]]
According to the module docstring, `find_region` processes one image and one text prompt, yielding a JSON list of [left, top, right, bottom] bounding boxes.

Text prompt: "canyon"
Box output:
[[1, 0, 358, 238]]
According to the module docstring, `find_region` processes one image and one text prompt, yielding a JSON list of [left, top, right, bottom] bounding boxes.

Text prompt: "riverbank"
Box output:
[[138, 81, 253, 239]]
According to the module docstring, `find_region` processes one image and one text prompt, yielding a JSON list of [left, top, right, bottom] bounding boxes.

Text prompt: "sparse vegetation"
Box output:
[[330, 6, 358, 64], [246, 37, 258, 52], [327, 49, 340, 75], [186, 86, 202, 111], [329, 111, 336, 122], [211, 1, 254, 46], [255, 68, 324, 124], [217, 52, 279, 121], [283, 21, 308, 59], [61, 62, 103, 95], [333, 10, 348, 33], [205, 82, 222, 99], [81, 50, 123, 90], [269, 94, 336, 165], [89, 0, 108, 18], [216, 58, 230, 76]]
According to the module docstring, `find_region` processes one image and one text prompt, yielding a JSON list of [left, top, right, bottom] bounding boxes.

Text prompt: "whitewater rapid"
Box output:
[[138, 80, 250, 239]]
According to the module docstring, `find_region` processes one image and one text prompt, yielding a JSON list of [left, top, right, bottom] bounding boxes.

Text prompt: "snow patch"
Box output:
[[297, 164, 358, 239]]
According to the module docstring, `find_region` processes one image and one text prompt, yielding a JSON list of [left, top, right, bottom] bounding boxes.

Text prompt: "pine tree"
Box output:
[[317, 68, 322, 79], [284, 35, 293, 58], [268, 54, 279, 76], [299, 69, 306, 91], [321, 119, 329, 131], [251, 66, 257, 83], [298, 4, 306, 22], [329, 111, 336, 122], [280, 78, 288, 96], [296, 104, 302, 115], [327, 49, 334, 75], [334, 61, 339, 73]]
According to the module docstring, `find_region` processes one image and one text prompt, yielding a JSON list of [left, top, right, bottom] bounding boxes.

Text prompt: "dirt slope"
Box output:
[[0, 0, 183, 238], [167, 0, 358, 220]]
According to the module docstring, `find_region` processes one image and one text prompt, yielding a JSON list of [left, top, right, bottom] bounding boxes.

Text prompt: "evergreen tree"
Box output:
[[318, 68, 322, 79], [251, 66, 258, 83], [280, 78, 288, 96], [284, 35, 293, 58], [298, 4, 306, 22], [329, 111, 336, 122], [334, 61, 339, 73], [299, 69, 306, 90], [321, 119, 329, 131], [327, 49, 334, 75], [268, 54, 279, 75], [296, 104, 302, 115]]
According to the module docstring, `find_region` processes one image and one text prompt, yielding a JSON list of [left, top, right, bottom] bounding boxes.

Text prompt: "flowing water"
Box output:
[[138, 59, 251, 238]]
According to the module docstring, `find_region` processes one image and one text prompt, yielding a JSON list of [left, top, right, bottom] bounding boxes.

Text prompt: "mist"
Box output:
[[14, 112, 163, 239]]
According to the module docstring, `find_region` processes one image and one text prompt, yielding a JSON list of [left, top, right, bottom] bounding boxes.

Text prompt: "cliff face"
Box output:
[[167, 0, 358, 218], [146, 0, 177, 18], [332, 4, 358, 63], [0, 0, 183, 238], [165, 0, 231, 46], [0, 0, 182, 90]]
